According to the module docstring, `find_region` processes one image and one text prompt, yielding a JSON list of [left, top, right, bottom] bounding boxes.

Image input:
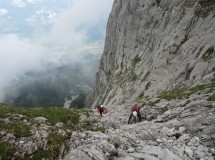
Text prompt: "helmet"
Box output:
[[132, 111, 137, 118], [100, 105, 104, 108]]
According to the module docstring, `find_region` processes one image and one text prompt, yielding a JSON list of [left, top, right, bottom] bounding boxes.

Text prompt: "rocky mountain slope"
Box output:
[[87, 0, 215, 107], [1, 0, 215, 160], [64, 92, 215, 160], [1, 91, 215, 159], [79, 0, 215, 159]]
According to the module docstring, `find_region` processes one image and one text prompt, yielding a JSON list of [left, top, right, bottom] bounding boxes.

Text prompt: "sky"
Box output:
[[0, 0, 114, 101]]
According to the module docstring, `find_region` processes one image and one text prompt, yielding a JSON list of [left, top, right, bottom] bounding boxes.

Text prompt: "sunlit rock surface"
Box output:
[[88, 0, 215, 107]]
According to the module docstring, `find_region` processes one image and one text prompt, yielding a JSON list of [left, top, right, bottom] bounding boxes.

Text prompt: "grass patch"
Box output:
[[208, 93, 215, 101], [0, 106, 82, 130], [148, 99, 161, 107], [11, 122, 31, 138], [135, 94, 144, 103], [0, 105, 97, 159], [158, 82, 215, 100], [195, 1, 215, 18], [130, 73, 138, 81], [183, 0, 197, 8], [132, 55, 141, 67], [0, 140, 16, 160], [0, 120, 31, 138], [81, 120, 105, 133]]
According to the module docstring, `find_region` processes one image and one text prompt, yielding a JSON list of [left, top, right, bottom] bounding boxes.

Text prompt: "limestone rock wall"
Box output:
[[88, 0, 215, 107]]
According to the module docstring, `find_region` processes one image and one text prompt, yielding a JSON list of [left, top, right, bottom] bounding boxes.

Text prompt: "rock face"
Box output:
[[81, 1, 215, 159], [63, 100, 215, 160], [87, 0, 215, 107]]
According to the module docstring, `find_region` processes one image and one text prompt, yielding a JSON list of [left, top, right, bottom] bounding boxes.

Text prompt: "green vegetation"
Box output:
[[208, 93, 215, 101], [0, 121, 31, 138], [202, 46, 214, 62], [0, 140, 16, 160], [212, 73, 215, 82], [111, 123, 118, 130], [29, 133, 70, 160], [135, 92, 146, 103], [130, 73, 138, 81], [195, 0, 215, 18], [132, 55, 141, 67], [82, 121, 105, 133], [0, 106, 81, 130], [183, 0, 197, 8], [184, 100, 191, 106], [135, 95, 160, 107], [0, 105, 96, 159], [148, 99, 161, 107], [138, 92, 144, 98], [158, 82, 215, 100]]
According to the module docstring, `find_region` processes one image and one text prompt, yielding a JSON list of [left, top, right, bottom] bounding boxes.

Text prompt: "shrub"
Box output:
[[202, 47, 214, 62], [132, 55, 141, 66]]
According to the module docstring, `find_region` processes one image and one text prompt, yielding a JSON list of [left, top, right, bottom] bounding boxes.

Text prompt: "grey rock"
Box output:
[[34, 117, 48, 124], [80, 114, 88, 122], [127, 148, 135, 153], [88, 0, 215, 109], [55, 122, 64, 128], [184, 147, 193, 158], [3, 133, 16, 144], [179, 127, 186, 133]]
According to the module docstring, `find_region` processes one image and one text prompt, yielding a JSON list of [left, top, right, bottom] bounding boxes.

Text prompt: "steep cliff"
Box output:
[[88, 0, 215, 107]]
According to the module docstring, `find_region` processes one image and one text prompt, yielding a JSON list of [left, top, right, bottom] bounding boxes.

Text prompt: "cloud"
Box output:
[[0, 8, 8, 15], [12, 0, 42, 7], [0, 0, 114, 102], [36, 0, 113, 51], [26, 9, 57, 27], [12, 0, 26, 7], [0, 34, 47, 100], [0, 34, 46, 71], [27, 0, 41, 3]]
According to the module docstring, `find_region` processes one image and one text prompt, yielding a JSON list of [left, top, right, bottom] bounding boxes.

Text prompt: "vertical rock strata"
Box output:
[[88, 0, 215, 107]]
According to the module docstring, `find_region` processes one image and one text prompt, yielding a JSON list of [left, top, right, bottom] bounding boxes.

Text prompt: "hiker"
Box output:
[[97, 104, 108, 117], [128, 104, 142, 124]]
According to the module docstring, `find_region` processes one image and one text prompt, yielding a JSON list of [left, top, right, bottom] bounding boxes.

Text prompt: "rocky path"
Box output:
[[62, 100, 215, 160]]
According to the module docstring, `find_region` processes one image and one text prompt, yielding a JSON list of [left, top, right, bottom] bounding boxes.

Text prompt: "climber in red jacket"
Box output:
[[128, 104, 142, 124], [97, 104, 108, 117]]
